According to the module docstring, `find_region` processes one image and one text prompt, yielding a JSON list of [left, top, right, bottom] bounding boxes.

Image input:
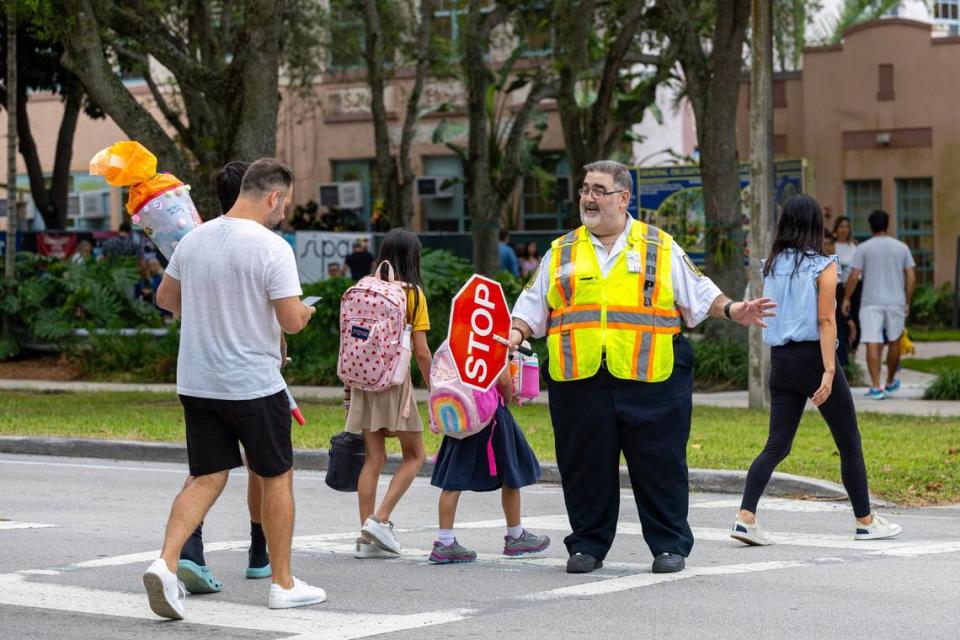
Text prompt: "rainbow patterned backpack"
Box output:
[[428, 340, 499, 439]]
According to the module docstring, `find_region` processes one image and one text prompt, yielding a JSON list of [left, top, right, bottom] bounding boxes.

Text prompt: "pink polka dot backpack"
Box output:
[[337, 261, 412, 392]]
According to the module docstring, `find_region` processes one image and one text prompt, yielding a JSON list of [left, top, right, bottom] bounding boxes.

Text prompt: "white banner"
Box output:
[[295, 231, 372, 283]]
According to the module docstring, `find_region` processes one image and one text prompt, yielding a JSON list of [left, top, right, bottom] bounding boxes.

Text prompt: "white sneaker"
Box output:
[[268, 576, 327, 609], [354, 536, 392, 559], [142, 558, 185, 620], [361, 517, 401, 554], [855, 514, 902, 540], [730, 518, 773, 546]]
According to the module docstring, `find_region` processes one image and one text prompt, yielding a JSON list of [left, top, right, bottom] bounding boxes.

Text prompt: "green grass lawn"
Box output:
[[901, 355, 960, 376], [907, 328, 960, 342], [1, 391, 958, 505]]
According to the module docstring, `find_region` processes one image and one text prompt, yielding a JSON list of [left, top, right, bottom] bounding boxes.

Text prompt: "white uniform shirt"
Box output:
[[512, 221, 723, 338]]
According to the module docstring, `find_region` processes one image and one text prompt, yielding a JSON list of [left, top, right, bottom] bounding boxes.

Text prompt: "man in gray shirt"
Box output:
[[842, 210, 915, 399]]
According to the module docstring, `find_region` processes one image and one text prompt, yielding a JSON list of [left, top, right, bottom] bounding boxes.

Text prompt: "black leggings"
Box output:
[[740, 341, 871, 518]]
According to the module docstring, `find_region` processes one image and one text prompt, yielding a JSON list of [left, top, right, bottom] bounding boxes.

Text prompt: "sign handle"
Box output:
[[492, 333, 533, 356]]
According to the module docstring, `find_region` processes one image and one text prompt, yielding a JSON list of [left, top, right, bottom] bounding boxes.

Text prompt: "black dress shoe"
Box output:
[[566, 552, 603, 574], [651, 552, 685, 573]]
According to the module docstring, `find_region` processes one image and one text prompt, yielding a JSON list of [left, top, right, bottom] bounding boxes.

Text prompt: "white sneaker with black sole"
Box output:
[[354, 536, 392, 558], [142, 558, 186, 620], [361, 517, 401, 554], [730, 518, 773, 546], [855, 514, 902, 540], [268, 577, 327, 609]]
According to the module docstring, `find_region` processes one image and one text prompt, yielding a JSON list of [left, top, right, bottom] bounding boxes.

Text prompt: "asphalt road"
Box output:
[[1, 453, 959, 639]]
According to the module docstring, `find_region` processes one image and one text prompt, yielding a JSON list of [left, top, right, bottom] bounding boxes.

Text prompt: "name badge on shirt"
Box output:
[[626, 250, 642, 273]]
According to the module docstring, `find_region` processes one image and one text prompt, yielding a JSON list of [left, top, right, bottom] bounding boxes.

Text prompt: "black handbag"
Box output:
[[325, 431, 366, 492]]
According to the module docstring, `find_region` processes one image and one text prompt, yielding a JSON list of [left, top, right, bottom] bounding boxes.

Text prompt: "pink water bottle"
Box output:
[[517, 346, 540, 405]]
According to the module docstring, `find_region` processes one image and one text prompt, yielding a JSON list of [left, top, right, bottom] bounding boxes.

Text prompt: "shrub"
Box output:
[[925, 370, 960, 400], [0, 252, 163, 361], [910, 283, 955, 329], [283, 277, 354, 386], [73, 326, 181, 382], [842, 360, 865, 387], [690, 337, 748, 390]]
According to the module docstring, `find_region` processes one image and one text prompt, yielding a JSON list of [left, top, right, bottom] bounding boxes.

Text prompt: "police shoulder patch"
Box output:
[[682, 253, 704, 278]]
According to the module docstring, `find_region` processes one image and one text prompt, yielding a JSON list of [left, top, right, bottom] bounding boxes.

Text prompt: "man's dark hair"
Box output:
[[214, 161, 250, 213], [118, 221, 131, 233], [239, 158, 294, 197], [868, 209, 889, 234], [499, 229, 509, 243]]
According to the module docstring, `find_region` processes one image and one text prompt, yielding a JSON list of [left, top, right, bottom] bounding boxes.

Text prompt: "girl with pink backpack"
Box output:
[[339, 229, 432, 558], [427, 354, 550, 564]]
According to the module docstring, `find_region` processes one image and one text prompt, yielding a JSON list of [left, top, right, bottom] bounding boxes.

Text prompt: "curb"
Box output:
[[0, 435, 884, 504]]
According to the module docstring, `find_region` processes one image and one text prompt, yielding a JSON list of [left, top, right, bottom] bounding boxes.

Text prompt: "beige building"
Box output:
[[737, 18, 960, 286]]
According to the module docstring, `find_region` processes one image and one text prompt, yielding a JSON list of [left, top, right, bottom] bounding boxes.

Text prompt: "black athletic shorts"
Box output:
[[180, 390, 293, 478]]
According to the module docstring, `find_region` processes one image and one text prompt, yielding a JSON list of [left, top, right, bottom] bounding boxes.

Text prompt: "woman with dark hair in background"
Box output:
[[833, 216, 861, 361], [731, 195, 900, 546], [520, 241, 540, 279]]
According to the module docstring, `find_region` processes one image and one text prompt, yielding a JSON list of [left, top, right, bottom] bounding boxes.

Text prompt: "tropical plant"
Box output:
[[0, 252, 163, 360]]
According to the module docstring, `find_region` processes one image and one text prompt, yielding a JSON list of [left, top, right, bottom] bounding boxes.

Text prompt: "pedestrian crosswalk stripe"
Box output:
[[0, 521, 57, 531]]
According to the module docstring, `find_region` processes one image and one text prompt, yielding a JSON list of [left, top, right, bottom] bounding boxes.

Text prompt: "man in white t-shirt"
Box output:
[[842, 209, 916, 399], [142, 158, 325, 619]]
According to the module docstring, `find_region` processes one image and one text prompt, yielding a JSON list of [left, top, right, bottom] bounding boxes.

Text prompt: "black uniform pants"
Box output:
[[546, 334, 695, 561]]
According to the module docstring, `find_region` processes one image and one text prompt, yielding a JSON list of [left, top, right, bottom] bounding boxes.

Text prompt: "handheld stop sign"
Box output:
[[447, 275, 518, 392]]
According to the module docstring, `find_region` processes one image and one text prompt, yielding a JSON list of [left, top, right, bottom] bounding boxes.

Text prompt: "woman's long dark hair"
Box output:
[[376, 228, 423, 320], [763, 194, 826, 277]]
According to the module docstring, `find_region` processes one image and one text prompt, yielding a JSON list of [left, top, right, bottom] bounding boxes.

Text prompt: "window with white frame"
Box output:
[[935, 0, 960, 35]]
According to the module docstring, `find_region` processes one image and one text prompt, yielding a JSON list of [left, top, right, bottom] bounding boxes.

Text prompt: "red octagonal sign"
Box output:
[[447, 274, 512, 391]]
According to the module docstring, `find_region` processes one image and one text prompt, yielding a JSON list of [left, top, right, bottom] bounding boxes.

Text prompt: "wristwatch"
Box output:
[[724, 301, 734, 320]]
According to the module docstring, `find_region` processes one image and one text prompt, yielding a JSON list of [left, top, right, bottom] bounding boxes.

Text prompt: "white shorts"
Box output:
[[859, 305, 905, 344]]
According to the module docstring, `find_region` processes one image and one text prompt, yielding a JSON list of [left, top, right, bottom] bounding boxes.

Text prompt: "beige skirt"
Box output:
[[345, 374, 423, 434]]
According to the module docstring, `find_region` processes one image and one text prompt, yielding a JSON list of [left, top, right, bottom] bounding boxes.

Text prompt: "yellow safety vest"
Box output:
[[546, 219, 681, 383]]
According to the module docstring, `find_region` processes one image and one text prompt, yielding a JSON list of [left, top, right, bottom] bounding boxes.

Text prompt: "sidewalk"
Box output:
[[2, 342, 958, 416], [2, 373, 957, 418]]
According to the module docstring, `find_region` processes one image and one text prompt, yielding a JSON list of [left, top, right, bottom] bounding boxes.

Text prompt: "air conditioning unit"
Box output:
[[416, 176, 458, 199], [79, 190, 109, 219], [555, 176, 573, 202], [67, 194, 81, 219], [318, 181, 364, 209]]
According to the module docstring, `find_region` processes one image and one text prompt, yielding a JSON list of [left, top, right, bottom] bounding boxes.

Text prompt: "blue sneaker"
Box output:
[[177, 559, 222, 594], [864, 387, 886, 400], [884, 379, 901, 394], [246, 563, 272, 579]]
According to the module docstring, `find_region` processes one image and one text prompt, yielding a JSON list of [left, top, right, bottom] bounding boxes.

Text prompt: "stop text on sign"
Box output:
[[448, 274, 511, 391]]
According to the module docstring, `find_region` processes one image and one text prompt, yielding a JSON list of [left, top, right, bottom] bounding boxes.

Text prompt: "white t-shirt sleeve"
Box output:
[[165, 248, 181, 280], [511, 247, 552, 338], [266, 242, 303, 300], [671, 244, 722, 328], [850, 245, 864, 271], [902, 243, 916, 269]]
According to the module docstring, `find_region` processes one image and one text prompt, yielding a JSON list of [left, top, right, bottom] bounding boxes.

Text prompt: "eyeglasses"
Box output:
[[578, 187, 626, 200]]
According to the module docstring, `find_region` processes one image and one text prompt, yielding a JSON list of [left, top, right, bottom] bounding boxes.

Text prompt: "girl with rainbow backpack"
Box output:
[[427, 344, 550, 563]]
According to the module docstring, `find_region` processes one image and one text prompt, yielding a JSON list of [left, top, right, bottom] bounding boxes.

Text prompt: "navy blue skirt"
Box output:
[[430, 402, 541, 492]]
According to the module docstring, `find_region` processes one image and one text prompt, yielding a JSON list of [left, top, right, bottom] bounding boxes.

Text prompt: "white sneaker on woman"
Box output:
[[855, 514, 902, 540], [730, 518, 773, 546], [268, 577, 327, 609], [361, 517, 401, 554]]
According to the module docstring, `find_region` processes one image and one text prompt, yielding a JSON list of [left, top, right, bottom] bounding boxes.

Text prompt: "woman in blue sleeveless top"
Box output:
[[731, 195, 901, 545]]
